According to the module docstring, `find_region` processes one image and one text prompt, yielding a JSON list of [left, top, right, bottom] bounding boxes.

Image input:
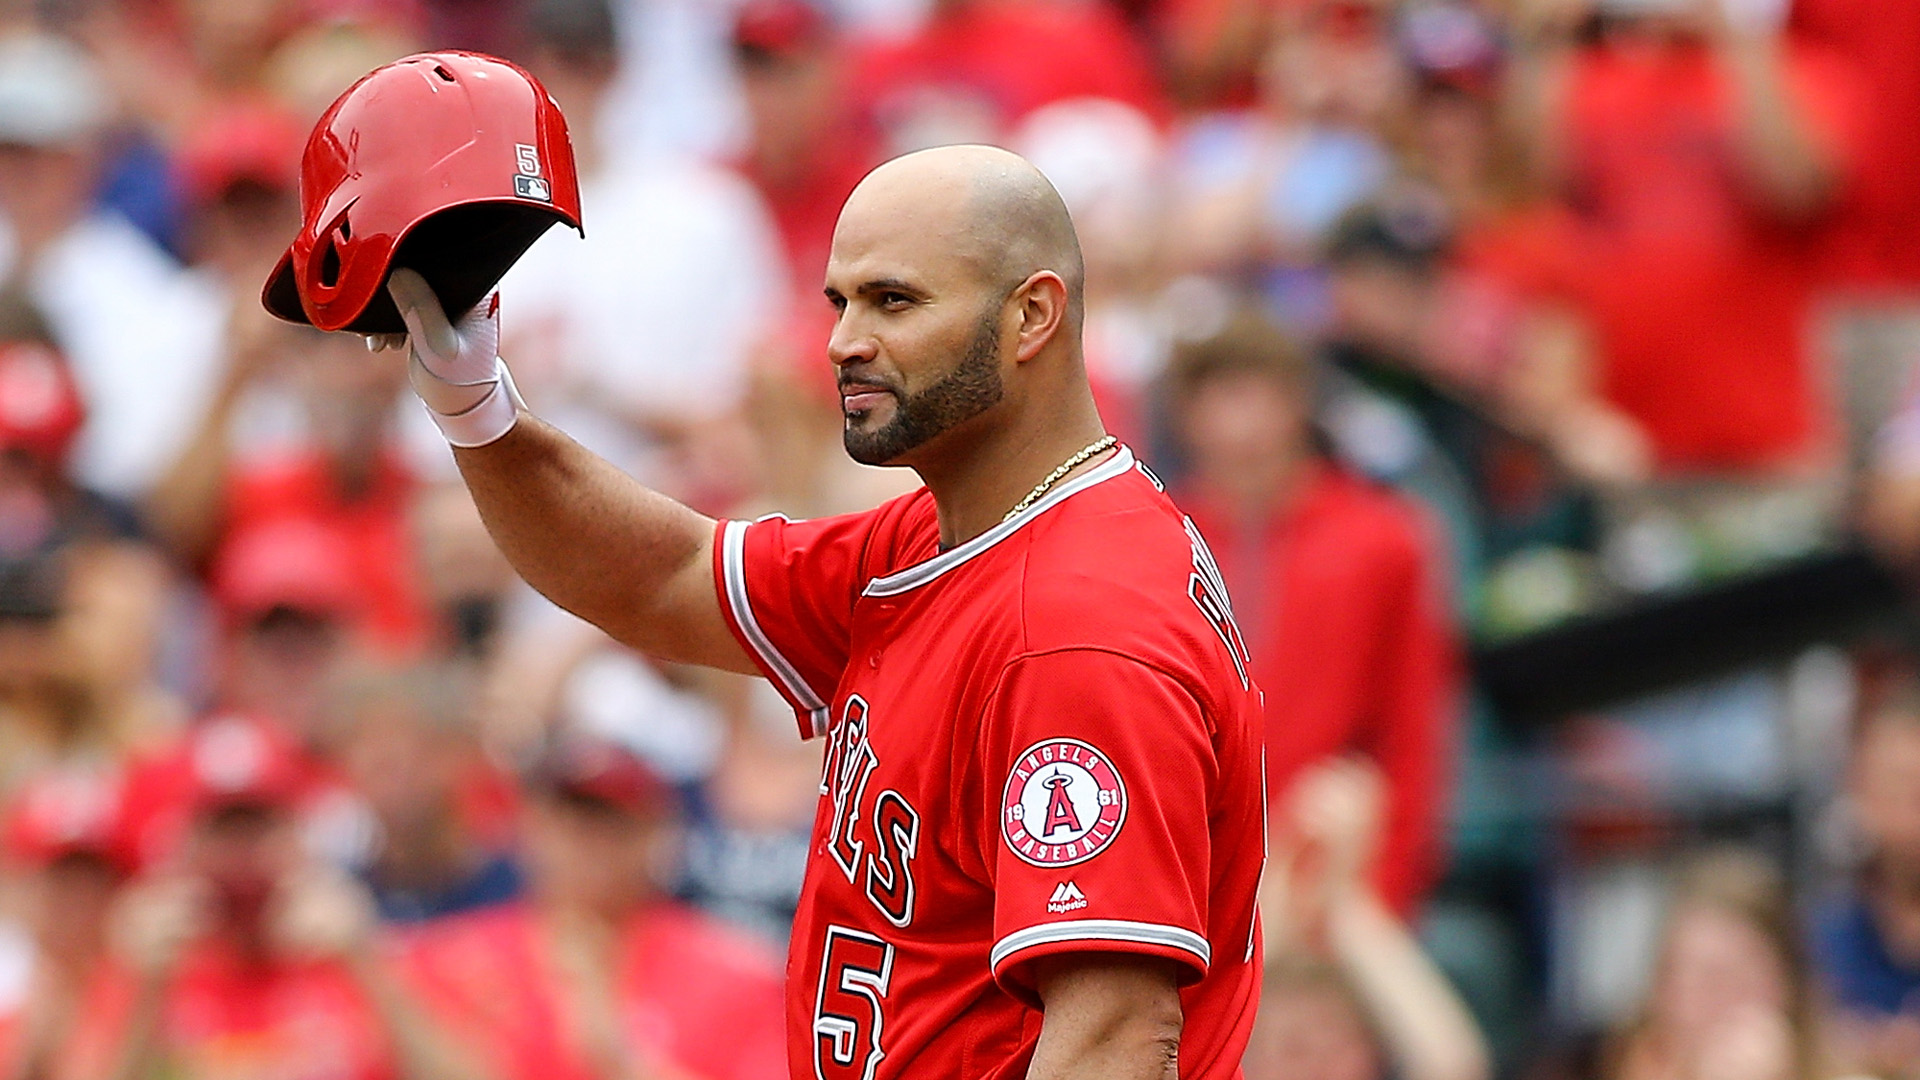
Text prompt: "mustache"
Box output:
[[837, 370, 902, 396]]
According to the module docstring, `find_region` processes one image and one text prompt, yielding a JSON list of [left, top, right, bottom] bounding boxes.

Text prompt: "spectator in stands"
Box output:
[[849, 0, 1169, 156], [0, 765, 138, 1080], [1610, 850, 1824, 1080], [1815, 687, 1920, 1077], [500, 0, 787, 511], [404, 734, 786, 1080], [149, 324, 433, 657], [63, 718, 480, 1080], [325, 665, 523, 924], [204, 521, 366, 743], [0, 303, 179, 788], [1170, 308, 1461, 913], [1502, 0, 1864, 482], [173, 102, 304, 296], [1166, 0, 1408, 326], [1248, 756, 1489, 1080], [0, 31, 225, 501], [729, 0, 879, 289]]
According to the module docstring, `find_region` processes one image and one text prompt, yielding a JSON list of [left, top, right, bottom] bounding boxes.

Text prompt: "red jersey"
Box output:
[[1549, 40, 1865, 471], [63, 943, 396, 1080], [713, 447, 1266, 1080], [399, 903, 785, 1080]]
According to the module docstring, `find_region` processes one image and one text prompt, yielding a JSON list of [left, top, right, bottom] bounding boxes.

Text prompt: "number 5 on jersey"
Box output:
[[814, 926, 894, 1080]]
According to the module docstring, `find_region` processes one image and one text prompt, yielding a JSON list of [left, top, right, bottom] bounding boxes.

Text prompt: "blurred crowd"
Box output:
[[2, 0, 1920, 1078]]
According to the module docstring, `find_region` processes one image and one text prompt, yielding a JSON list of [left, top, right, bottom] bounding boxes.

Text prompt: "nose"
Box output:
[[827, 311, 877, 368]]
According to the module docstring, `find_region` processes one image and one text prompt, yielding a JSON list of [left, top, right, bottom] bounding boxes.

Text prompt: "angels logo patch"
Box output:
[[1002, 738, 1126, 867]]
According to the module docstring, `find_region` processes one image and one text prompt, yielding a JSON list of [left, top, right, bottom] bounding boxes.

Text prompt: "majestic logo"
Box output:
[[1002, 738, 1126, 868], [1047, 881, 1088, 913]]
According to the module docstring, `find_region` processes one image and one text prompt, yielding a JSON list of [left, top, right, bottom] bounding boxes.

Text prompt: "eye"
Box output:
[[826, 293, 847, 313], [879, 292, 913, 311]]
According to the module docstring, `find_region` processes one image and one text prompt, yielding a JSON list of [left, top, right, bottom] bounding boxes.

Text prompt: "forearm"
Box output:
[[1326, 896, 1490, 1080], [144, 379, 245, 564], [99, 975, 173, 1080], [452, 414, 746, 670], [347, 949, 493, 1080], [1718, 34, 1838, 217]]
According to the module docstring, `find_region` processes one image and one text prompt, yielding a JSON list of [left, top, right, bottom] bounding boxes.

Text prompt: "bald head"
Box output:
[[839, 145, 1086, 326]]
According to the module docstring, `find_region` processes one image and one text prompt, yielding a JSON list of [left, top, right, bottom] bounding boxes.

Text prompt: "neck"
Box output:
[[913, 389, 1110, 548], [374, 816, 474, 890]]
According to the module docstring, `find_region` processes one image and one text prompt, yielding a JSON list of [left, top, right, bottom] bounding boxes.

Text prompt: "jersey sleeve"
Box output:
[[980, 648, 1219, 1001], [713, 511, 873, 738]]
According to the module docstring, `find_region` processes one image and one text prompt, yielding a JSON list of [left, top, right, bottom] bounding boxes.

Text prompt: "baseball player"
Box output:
[[384, 144, 1265, 1080]]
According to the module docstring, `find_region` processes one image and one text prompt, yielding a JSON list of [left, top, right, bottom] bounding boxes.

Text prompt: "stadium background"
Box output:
[[2, 0, 1919, 1077]]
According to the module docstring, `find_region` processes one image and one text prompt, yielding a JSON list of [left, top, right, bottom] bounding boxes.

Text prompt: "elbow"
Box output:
[[1143, 1011, 1183, 1078]]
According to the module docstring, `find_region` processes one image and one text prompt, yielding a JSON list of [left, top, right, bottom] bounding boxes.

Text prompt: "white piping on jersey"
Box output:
[[862, 446, 1138, 598], [990, 918, 1212, 973], [721, 518, 831, 737]]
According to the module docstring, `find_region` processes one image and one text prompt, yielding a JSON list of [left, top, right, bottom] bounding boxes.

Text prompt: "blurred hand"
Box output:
[[1286, 757, 1387, 900], [271, 866, 377, 960], [222, 299, 295, 393], [1550, 403, 1656, 491], [1694, 1006, 1795, 1080], [111, 877, 211, 979]]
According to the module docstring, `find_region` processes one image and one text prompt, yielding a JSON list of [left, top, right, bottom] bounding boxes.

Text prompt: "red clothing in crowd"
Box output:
[[1791, 0, 1920, 287], [217, 450, 432, 653], [64, 944, 398, 1080], [850, 0, 1170, 147], [401, 903, 786, 1080], [1546, 39, 1865, 472], [1181, 464, 1459, 914]]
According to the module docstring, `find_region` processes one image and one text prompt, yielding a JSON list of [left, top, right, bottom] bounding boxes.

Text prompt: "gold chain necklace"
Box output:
[[1003, 435, 1119, 522]]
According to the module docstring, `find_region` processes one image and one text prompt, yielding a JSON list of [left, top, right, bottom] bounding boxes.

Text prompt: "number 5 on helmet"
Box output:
[[259, 51, 584, 334]]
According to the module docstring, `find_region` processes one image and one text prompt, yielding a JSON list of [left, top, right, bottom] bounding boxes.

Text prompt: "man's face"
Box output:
[[0, 143, 92, 234], [1854, 717, 1920, 873], [190, 803, 299, 923], [824, 190, 1010, 467], [524, 796, 671, 913], [1176, 370, 1309, 483]]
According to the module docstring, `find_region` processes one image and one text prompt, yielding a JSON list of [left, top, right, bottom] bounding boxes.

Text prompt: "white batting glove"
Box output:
[[370, 268, 525, 448]]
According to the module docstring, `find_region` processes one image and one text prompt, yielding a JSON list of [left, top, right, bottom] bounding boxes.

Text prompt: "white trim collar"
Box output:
[[862, 446, 1137, 598]]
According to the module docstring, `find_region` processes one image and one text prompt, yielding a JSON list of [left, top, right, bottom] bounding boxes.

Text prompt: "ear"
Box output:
[[1011, 271, 1069, 364]]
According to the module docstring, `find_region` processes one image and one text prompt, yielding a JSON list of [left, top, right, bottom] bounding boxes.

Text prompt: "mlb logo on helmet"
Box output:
[[260, 52, 584, 335]]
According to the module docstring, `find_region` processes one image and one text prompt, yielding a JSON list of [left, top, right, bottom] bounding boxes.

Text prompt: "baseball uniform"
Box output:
[[714, 445, 1266, 1080]]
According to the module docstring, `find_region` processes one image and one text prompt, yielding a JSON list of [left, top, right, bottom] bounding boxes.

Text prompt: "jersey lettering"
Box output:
[[813, 926, 893, 1080], [823, 696, 922, 926], [826, 697, 877, 881], [1185, 518, 1251, 690], [865, 791, 920, 927]]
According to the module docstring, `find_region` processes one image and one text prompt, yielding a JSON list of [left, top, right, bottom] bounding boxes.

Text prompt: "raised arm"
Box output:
[[384, 271, 753, 674]]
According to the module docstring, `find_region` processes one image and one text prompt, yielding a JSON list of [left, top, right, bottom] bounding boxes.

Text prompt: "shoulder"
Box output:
[[1013, 466, 1222, 665], [1298, 468, 1443, 570]]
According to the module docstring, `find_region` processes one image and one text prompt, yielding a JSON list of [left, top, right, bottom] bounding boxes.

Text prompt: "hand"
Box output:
[[374, 269, 522, 447], [1286, 757, 1387, 901], [1694, 1006, 1795, 1080], [111, 877, 211, 979], [270, 866, 377, 960]]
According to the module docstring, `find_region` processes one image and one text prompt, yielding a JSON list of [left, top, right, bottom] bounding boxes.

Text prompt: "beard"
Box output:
[[842, 311, 1005, 466]]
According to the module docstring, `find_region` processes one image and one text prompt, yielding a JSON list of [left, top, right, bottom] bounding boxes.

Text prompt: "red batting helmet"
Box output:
[[261, 51, 583, 334]]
